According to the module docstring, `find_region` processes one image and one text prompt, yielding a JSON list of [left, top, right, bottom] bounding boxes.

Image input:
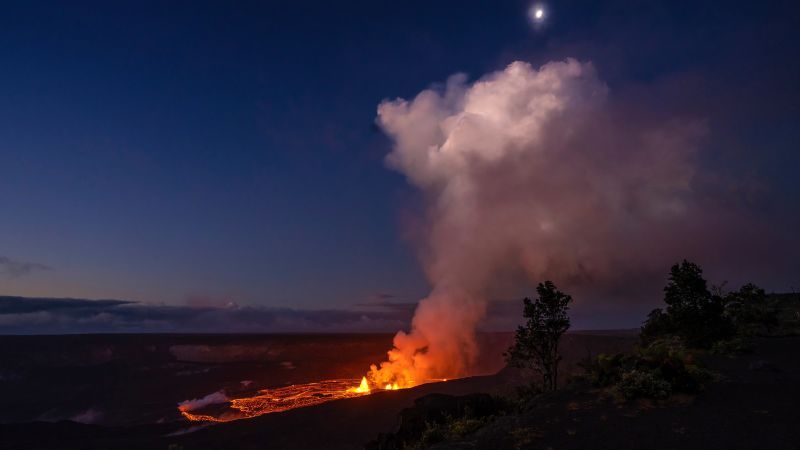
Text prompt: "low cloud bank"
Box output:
[[0, 295, 412, 334]]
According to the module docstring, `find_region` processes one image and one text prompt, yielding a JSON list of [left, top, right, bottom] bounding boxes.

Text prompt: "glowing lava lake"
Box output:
[[179, 377, 446, 423]]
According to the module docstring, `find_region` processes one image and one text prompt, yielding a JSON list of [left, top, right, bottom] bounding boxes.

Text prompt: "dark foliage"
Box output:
[[580, 337, 714, 400], [723, 283, 779, 336], [768, 293, 800, 336], [642, 260, 783, 350], [365, 393, 508, 450], [641, 260, 734, 348], [505, 281, 572, 391]]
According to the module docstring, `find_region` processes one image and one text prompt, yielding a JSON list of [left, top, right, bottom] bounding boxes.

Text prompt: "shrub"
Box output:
[[723, 283, 778, 336], [581, 338, 713, 400], [579, 352, 629, 387], [405, 414, 491, 449], [615, 369, 672, 399], [637, 337, 713, 393], [371, 394, 507, 450], [416, 421, 447, 447], [637, 336, 687, 364], [446, 417, 489, 438]]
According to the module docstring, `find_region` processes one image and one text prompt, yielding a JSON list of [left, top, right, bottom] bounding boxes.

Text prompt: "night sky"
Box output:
[[1, 0, 798, 333]]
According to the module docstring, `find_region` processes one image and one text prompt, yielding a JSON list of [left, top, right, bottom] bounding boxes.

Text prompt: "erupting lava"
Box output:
[[350, 376, 371, 394], [178, 376, 448, 423], [179, 378, 371, 423]]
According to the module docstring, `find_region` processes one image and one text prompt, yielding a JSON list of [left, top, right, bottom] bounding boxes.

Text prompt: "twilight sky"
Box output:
[[1, 0, 798, 332]]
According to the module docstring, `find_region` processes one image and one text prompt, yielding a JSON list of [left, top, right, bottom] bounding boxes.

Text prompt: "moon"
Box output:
[[528, 4, 546, 24]]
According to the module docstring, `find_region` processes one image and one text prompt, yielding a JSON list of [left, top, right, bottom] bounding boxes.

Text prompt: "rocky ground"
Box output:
[[1, 331, 795, 449], [377, 337, 800, 450], [0, 332, 633, 449]]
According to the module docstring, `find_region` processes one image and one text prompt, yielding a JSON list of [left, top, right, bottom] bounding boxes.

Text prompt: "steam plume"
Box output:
[[369, 59, 707, 386]]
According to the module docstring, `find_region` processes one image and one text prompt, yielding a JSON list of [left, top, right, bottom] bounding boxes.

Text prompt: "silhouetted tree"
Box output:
[[663, 260, 710, 310], [639, 308, 672, 344], [723, 283, 778, 335], [642, 260, 733, 347], [505, 281, 572, 391]]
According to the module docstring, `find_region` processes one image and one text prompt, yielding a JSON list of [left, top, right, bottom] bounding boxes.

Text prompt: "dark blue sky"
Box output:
[[1, 0, 798, 330]]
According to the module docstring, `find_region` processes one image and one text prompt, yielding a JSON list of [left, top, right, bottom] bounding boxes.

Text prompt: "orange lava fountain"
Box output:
[[351, 376, 371, 394]]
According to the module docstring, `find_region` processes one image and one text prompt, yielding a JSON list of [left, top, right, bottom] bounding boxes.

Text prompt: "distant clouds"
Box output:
[[0, 295, 413, 334], [0, 256, 51, 278], [0, 296, 133, 315], [0, 295, 537, 334]]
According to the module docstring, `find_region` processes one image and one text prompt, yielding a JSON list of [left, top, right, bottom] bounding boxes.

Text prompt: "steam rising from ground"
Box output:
[[177, 390, 228, 412], [369, 59, 706, 386]]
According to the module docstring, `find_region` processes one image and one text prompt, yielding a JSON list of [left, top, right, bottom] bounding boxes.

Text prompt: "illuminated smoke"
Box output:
[[369, 59, 707, 386], [177, 390, 228, 413]]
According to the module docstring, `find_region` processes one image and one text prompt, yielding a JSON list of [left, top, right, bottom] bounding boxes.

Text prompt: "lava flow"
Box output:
[[178, 376, 449, 423]]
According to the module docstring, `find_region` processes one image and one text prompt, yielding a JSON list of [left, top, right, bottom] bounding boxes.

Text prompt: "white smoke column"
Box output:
[[369, 59, 704, 386]]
